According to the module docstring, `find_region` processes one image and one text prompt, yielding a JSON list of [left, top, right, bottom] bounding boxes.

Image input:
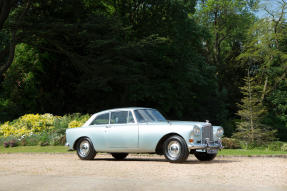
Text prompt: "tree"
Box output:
[[0, 0, 31, 83], [237, 0, 287, 140], [233, 69, 276, 146], [194, 0, 258, 135], [0, 0, 228, 125]]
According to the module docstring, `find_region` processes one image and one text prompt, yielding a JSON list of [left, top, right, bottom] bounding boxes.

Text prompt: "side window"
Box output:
[[91, 113, 109, 125], [128, 111, 135, 123], [134, 110, 145, 123], [111, 111, 128, 124]]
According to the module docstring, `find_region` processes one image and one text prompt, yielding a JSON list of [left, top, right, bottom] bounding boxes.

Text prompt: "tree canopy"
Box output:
[[0, 0, 286, 141]]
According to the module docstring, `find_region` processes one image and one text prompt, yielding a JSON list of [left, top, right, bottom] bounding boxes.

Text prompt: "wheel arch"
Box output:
[[73, 136, 93, 150], [155, 133, 184, 155]]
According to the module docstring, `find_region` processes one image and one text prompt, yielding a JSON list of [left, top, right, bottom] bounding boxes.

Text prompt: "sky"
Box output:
[[256, 0, 286, 18]]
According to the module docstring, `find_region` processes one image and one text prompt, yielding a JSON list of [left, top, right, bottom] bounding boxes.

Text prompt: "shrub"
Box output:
[[0, 113, 90, 146], [67, 113, 90, 128], [53, 115, 71, 135], [3, 141, 10, 148], [281, 143, 287, 152], [0, 113, 56, 137], [68, 120, 83, 128], [268, 141, 284, 151], [9, 139, 18, 147], [221, 137, 241, 149], [0, 136, 18, 147], [19, 134, 41, 146], [39, 132, 50, 146], [49, 133, 66, 146]]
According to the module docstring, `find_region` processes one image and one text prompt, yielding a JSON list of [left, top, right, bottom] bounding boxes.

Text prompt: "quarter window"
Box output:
[[91, 113, 109, 125], [111, 111, 128, 124]]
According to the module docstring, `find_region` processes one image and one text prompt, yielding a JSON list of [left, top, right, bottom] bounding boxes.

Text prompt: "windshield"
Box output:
[[134, 109, 166, 123]]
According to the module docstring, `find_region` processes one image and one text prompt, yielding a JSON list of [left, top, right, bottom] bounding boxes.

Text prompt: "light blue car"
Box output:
[[66, 107, 223, 163]]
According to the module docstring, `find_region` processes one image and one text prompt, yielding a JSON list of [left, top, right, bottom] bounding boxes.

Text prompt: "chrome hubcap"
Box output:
[[79, 140, 90, 157], [167, 141, 181, 158]]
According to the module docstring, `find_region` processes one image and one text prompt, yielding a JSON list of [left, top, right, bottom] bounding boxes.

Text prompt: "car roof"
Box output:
[[94, 107, 154, 114]]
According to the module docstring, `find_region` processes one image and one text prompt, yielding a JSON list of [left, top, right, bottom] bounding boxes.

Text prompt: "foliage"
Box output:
[[281, 143, 287, 152], [0, 0, 287, 145], [218, 148, 287, 156], [0, 113, 90, 145], [68, 120, 84, 128], [236, 1, 287, 140], [195, 0, 257, 123], [0, 0, 228, 125], [233, 70, 276, 146], [267, 141, 284, 151], [0, 113, 55, 137], [19, 134, 42, 146], [221, 137, 241, 149]]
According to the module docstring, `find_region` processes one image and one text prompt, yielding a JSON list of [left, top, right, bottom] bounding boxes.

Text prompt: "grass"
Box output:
[[0, 146, 70, 153], [0, 146, 287, 156], [218, 149, 287, 156]]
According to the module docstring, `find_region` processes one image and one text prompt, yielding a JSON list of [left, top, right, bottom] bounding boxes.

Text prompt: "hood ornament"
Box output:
[[205, 120, 209, 123]]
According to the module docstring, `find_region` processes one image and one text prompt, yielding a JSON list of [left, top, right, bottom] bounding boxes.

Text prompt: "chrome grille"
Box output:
[[202, 125, 213, 142]]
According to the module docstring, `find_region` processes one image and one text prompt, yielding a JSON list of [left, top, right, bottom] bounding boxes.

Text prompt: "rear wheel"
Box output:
[[194, 152, 217, 161], [111, 153, 128, 160], [163, 135, 189, 163], [76, 138, 96, 160]]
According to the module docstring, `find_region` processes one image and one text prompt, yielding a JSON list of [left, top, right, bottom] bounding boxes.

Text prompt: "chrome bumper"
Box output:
[[188, 142, 223, 150]]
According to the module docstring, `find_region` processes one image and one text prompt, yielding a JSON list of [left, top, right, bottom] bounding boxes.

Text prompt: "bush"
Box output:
[[0, 113, 90, 146], [0, 113, 56, 137], [19, 134, 42, 146], [268, 141, 284, 151], [68, 120, 83, 128], [221, 137, 241, 149], [281, 143, 287, 152], [3, 141, 9, 148], [0, 136, 18, 147], [49, 133, 66, 146], [9, 139, 18, 147], [67, 113, 90, 128]]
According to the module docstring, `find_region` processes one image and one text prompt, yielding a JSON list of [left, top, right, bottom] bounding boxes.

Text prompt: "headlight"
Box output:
[[193, 125, 201, 136], [216, 127, 224, 137]]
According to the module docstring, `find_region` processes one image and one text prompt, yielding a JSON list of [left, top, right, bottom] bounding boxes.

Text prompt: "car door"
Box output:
[[89, 112, 110, 150], [105, 110, 138, 148]]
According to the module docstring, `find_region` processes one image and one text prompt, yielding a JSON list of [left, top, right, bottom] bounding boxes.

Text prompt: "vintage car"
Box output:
[[66, 107, 223, 163]]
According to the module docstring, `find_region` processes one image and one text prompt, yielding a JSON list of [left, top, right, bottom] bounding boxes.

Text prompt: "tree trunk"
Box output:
[[248, 69, 254, 143], [261, 76, 268, 102]]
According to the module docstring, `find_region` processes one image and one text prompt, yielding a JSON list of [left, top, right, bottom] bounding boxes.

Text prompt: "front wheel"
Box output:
[[111, 153, 128, 160], [163, 135, 189, 163], [194, 152, 217, 161], [76, 138, 96, 160]]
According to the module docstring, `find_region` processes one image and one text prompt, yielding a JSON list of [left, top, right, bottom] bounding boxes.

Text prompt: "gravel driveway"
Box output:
[[0, 153, 286, 191]]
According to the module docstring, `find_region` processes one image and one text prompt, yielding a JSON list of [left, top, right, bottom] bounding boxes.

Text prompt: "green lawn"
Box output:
[[0, 146, 70, 153], [218, 149, 287, 156], [0, 146, 287, 156]]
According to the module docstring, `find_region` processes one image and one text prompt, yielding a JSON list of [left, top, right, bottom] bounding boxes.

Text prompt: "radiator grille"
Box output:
[[202, 125, 213, 142]]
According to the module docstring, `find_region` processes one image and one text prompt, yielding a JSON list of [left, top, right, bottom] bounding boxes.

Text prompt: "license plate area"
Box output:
[[207, 148, 218, 154]]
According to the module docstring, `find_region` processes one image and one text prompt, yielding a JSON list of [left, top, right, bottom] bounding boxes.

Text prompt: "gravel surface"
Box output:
[[0, 153, 286, 191]]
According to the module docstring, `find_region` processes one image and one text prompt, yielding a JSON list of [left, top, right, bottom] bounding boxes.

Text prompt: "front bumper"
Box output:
[[188, 141, 223, 150]]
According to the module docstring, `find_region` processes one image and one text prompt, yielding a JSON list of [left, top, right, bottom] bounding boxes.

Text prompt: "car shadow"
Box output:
[[92, 157, 239, 164]]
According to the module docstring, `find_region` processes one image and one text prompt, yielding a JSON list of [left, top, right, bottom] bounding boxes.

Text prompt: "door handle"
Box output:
[[105, 125, 111, 128]]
